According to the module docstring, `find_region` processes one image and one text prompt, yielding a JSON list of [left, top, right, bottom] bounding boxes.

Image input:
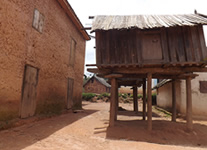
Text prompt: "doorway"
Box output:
[[20, 65, 39, 118], [67, 78, 74, 109]]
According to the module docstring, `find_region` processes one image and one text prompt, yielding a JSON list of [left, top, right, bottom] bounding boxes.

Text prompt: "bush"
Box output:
[[120, 93, 128, 99], [138, 94, 143, 99], [97, 93, 110, 99], [82, 93, 96, 101], [128, 94, 143, 99]]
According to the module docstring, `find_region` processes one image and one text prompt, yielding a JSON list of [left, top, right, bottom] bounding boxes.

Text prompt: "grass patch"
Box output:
[[153, 106, 172, 118]]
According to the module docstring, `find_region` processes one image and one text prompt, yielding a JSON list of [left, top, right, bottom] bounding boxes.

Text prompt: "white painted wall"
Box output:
[[180, 73, 207, 118], [157, 73, 207, 118], [157, 80, 181, 111]]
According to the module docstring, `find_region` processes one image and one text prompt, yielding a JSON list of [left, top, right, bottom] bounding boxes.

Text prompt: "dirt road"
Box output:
[[0, 101, 207, 150]]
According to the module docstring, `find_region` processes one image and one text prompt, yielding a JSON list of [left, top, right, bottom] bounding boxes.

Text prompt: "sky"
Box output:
[[68, 0, 207, 76]]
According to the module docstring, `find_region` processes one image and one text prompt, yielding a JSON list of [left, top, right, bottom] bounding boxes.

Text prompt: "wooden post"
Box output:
[[147, 73, 152, 131], [109, 78, 117, 127], [133, 86, 138, 113], [186, 77, 193, 130], [172, 80, 176, 122], [143, 78, 146, 120], [115, 81, 118, 121]]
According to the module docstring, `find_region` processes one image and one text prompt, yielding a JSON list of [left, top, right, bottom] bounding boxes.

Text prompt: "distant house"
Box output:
[[155, 73, 207, 119], [0, 0, 90, 120], [84, 75, 111, 94]]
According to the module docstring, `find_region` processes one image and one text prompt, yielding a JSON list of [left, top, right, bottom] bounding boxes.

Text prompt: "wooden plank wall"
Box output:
[[96, 25, 207, 66]]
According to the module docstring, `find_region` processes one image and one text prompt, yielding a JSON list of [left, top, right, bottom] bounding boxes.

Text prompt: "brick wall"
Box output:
[[0, 0, 86, 120]]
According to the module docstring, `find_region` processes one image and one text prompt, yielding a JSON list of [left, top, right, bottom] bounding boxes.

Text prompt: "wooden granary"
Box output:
[[87, 13, 207, 130]]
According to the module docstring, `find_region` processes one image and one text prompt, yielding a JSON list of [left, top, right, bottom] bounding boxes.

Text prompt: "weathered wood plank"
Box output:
[[182, 27, 194, 61], [198, 25, 207, 61], [167, 27, 186, 62], [167, 28, 177, 62], [191, 26, 202, 61], [161, 28, 169, 62], [142, 33, 163, 61], [21, 65, 39, 118], [136, 30, 142, 64], [95, 32, 102, 65]]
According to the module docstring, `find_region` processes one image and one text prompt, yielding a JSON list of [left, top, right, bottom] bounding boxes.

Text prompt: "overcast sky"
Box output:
[[68, 0, 207, 76]]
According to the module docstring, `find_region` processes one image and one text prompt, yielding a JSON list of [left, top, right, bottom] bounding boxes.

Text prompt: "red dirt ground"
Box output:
[[0, 101, 207, 150]]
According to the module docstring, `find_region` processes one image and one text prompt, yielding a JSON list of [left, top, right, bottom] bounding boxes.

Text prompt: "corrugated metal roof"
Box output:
[[91, 14, 207, 32], [94, 75, 111, 88], [152, 79, 171, 90]]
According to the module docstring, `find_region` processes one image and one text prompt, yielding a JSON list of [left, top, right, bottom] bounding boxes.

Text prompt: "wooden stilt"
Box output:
[[143, 78, 146, 120], [115, 81, 118, 121], [172, 80, 176, 122], [109, 78, 117, 127], [147, 73, 152, 131], [186, 77, 193, 130], [133, 86, 138, 113]]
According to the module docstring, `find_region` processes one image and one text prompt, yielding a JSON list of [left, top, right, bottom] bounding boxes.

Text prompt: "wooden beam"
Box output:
[[133, 86, 138, 113], [87, 68, 111, 74], [119, 74, 198, 80], [186, 76, 193, 130], [113, 67, 207, 74], [105, 74, 123, 78], [147, 73, 152, 131], [172, 80, 177, 122], [109, 78, 117, 127], [88, 67, 207, 76], [143, 78, 146, 120]]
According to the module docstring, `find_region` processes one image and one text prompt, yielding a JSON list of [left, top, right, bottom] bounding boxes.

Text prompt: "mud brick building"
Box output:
[[84, 75, 111, 94], [0, 0, 90, 120]]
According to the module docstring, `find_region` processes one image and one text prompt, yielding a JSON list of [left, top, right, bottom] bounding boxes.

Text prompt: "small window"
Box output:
[[32, 9, 44, 33], [200, 81, 207, 93], [69, 38, 76, 66]]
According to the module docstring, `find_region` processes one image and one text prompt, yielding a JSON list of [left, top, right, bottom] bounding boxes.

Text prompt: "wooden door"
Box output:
[[67, 78, 74, 109], [20, 65, 39, 118]]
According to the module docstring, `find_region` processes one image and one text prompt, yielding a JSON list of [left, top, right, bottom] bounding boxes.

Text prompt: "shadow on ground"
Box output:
[[118, 110, 160, 118], [0, 109, 97, 150], [105, 111, 207, 148]]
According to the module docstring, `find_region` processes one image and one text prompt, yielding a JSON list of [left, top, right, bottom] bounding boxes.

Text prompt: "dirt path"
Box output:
[[0, 101, 207, 150]]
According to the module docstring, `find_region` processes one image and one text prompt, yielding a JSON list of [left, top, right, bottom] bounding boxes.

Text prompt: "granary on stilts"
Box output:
[[87, 13, 207, 131]]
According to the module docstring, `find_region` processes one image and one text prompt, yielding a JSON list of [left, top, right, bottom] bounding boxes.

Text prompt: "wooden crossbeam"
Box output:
[[87, 67, 207, 76]]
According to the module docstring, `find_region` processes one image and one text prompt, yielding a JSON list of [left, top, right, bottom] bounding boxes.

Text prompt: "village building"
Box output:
[[87, 14, 207, 131], [154, 72, 207, 119], [83, 75, 111, 94], [0, 0, 90, 120]]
